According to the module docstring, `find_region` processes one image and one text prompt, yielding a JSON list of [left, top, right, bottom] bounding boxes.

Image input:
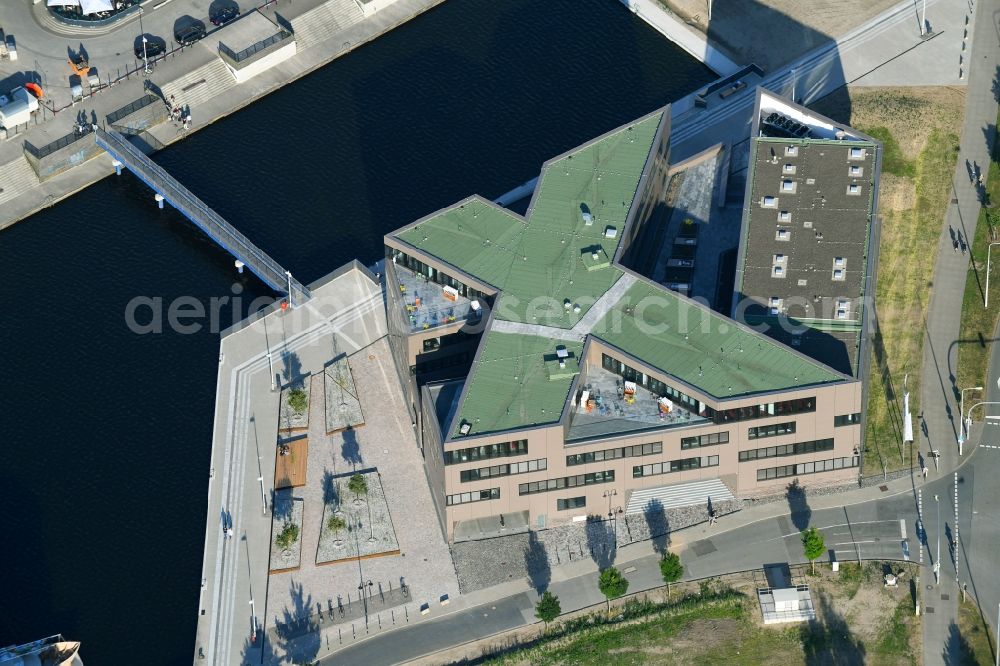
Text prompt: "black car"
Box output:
[[134, 38, 165, 59], [210, 7, 240, 27], [175, 22, 206, 46]]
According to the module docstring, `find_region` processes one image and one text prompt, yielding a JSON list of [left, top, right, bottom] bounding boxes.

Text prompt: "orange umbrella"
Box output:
[[24, 82, 43, 99]]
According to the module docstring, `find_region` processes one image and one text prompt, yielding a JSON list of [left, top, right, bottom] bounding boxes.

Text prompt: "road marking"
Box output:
[[899, 519, 907, 540], [775, 520, 898, 540]]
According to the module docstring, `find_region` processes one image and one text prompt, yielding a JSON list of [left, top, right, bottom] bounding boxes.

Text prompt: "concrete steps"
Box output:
[[290, 0, 364, 47], [161, 59, 235, 110], [625, 478, 735, 514], [0, 156, 41, 207]]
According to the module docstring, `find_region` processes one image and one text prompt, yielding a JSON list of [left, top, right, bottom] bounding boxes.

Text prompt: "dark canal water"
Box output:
[[0, 0, 713, 662]]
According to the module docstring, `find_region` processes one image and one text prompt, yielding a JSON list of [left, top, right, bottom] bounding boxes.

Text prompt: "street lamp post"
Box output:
[[959, 386, 983, 451], [603, 489, 618, 547], [985, 242, 1000, 307], [933, 494, 940, 584], [138, 8, 150, 74], [963, 401, 1000, 455]]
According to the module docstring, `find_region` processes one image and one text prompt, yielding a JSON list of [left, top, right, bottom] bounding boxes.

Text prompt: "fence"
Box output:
[[23, 128, 92, 160], [219, 30, 293, 65], [106, 94, 161, 126]]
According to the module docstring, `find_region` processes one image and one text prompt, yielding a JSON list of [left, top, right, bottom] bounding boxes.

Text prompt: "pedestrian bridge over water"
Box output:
[[95, 128, 310, 306]]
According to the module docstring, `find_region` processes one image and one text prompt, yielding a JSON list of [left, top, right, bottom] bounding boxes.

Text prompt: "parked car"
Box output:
[[210, 6, 240, 27], [134, 38, 165, 59], [175, 22, 206, 46]]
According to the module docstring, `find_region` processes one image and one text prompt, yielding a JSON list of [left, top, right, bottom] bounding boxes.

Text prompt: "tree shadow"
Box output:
[[273, 580, 320, 664], [322, 468, 340, 507], [643, 498, 669, 555], [524, 530, 550, 593], [585, 517, 616, 570], [800, 589, 866, 664], [943, 620, 973, 665], [281, 350, 304, 388], [787, 479, 811, 531], [341, 424, 363, 468], [272, 490, 293, 523]]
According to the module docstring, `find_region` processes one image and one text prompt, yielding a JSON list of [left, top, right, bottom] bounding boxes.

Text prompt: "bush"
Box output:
[[327, 515, 346, 533], [275, 521, 300, 549], [287, 388, 308, 414], [348, 473, 368, 497]]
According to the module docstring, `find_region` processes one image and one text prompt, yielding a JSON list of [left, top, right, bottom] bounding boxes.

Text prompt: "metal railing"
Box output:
[[106, 94, 161, 125], [218, 30, 293, 64], [95, 128, 310, 305], [23, 127, 93, 160]]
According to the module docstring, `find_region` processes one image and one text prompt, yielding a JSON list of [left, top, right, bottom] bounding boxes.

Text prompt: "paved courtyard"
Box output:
[[265, 336, 458, 663]]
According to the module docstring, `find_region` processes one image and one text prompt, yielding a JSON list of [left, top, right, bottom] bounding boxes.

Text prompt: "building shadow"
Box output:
[[524, 530, 551, 593], [341, 424, 363, 468], [273, 580, 320, 664], [787, 479, 811, 531], [800, 589, 866, 664], [585, 517, 616, 570], [643, 498, 670, 555]]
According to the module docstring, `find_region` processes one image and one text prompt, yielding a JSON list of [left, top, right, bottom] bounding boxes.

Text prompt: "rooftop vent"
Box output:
[[580, 203, 593, 226], [458, 421, 472, 436]]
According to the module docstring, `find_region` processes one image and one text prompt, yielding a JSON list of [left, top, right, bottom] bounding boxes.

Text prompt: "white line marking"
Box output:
[[899, 519, 907, 540]]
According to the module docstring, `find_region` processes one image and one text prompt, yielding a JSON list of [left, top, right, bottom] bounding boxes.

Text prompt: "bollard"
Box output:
[[154, 193, 165, 209], [113, 158, 122, 176]]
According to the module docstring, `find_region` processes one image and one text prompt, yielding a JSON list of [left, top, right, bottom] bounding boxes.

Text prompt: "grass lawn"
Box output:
[[956, 118, 1000, 403], [488, 563, 919, 665], [809, 88, 964, 474], [957, 598, 998, 665]]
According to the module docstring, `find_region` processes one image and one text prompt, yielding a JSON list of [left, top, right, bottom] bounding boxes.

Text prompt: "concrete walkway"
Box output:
[[917, 0, 1000, 661]]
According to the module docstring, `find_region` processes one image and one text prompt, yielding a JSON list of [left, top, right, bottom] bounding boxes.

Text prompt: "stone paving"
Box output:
[[266, 337, 458, 661], [451, 498, 742, 593], [323, 360, 364, 434]]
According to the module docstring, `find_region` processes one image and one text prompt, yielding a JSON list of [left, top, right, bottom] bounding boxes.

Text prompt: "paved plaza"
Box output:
[[265, 336, 458, 664]]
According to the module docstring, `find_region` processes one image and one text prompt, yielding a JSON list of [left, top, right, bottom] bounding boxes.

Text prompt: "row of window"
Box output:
[[601, 354, 816, 423], [557, 496, 587, 511], [756, 456, 859, 481], [518, 470, 615, 496], [460, 458, 547, 482], [566, 442, 662, 466], [747, 421, 796, 440], [444, 440, 528, 465], [835, 413, 861, 427], [633, 455, 719, 478], [739, 438, 835, 462], [681, 431, 729, 450], [390, 248, 491, 302], [446, 488, 500, 506]]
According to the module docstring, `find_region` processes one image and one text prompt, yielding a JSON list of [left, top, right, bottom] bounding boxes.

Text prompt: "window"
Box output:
[[849, 147, 864, 159], [776, 228, 790, 241], [785, 146, 799, 157], [739, 438, 834, 462], [519, 470, 615, 495], [557, 496, 586, 511], [833, 269, 844, 281], [680, 431, 729, 449], [459, 458, 547, 482], [834, 257, 845, 266], [446, 488, 500, 506], [756, 456, 859, 481], [783, 163, 796, 174], [773, 266, 784, 277], [747, 421, 796, 440], [850, 165, 863, 176], [778, 210, 791, 222], [566, 442, 661, 466], [444, 440, 528, 465], [762, 196, 777, 208], [633, 455, 719, 478], [774, 254, 786, 263], [847, 184, 861, 195], [782, 180, 796, 192], [834, 413, 861, 427]]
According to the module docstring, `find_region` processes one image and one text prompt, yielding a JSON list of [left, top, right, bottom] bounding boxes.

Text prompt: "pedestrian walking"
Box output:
[[922, 464, 928, 479]]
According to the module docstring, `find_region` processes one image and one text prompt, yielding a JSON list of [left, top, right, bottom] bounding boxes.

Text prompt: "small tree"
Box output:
[[659, 551, 684, 600], [275, 521, 300, 550], [598, 566, 629, 613], [801, 526, 825, 574], [534, 591, 561, 631], [327, 515, 346, 546], [287, 388, 308, 414], [348, 473, 368, 502]]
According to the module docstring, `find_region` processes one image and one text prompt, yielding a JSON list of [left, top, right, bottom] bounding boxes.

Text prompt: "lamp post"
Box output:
[[138, 7, 150, 75], [985, 242, 1000, 307], [285, 270, 294, 309], [963, 401, 1000, 455], [958, 387, 983, 451], [933, 494, 940, 584]]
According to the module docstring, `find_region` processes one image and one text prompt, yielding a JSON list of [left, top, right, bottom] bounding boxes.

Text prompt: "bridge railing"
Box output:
[[95, 128, 310, 305]]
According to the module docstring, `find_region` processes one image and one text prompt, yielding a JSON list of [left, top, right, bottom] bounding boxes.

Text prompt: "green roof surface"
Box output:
[[594, 281, 843, 398], [454, 332, 583, 436], [396, 112, 662, 327]]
